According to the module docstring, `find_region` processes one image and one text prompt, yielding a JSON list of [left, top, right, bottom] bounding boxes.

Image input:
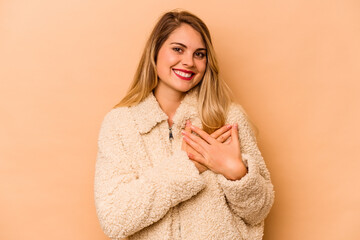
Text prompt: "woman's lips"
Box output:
[[172, 69, 195, 81]]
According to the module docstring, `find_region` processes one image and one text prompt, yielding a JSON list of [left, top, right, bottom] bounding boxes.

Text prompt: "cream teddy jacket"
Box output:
[[94, 88, 275, 240]]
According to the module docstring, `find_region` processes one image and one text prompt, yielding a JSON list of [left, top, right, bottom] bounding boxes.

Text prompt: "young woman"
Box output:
[[94, 10, 274, 240]]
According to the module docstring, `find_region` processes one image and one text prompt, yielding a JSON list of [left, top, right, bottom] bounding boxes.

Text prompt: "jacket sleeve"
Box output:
[[94, 109, 206, 239], [216, 104, 275, 226]]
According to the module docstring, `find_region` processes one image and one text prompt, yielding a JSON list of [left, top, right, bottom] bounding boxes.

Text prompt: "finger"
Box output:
[[182, 130, 209, 151], [231, 123, 240, 145], [190, 124, 217, 145], [217, 129, 232, 143], [210, 124, 232, 139], [224, 136, 232, 144], [185, 120, 191, 133], [182, 121, 192, 151], [187, 152, 208, 167], [182, 134, 207, 157], [181, 137, 188, 151]]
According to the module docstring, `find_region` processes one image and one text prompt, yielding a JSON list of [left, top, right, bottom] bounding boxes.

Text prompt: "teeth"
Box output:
[[174, 70, 192, 78]]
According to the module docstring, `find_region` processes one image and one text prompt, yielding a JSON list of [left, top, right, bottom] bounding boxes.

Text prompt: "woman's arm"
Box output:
[[94, 110, 206, 239], [216, 104, 275, 226]]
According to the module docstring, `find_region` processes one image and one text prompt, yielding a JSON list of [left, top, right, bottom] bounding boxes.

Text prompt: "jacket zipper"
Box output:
[[168, 125, 182, 239], [168, 124, 182, 239], [169, 126, 173, 140]]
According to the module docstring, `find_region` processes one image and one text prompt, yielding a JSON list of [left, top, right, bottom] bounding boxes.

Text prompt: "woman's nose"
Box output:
[[181, 52, 194, 67]]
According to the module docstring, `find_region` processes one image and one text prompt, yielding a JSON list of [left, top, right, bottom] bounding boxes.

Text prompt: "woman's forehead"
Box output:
[[166, 24, 206, 50]]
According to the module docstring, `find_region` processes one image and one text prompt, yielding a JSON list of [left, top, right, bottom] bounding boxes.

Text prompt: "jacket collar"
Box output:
[[129, 88, 199, 134]]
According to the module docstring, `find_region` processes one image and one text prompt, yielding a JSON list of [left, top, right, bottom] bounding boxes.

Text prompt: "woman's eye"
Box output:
[[172, 47, 182, 53], [195, 52, 206, 59]]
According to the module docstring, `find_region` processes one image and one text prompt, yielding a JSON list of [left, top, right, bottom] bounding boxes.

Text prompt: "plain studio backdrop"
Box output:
[[0, 0, 359, 239]]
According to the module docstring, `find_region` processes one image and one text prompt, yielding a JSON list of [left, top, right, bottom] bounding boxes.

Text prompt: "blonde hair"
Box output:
[[113, 10, 233, 134]]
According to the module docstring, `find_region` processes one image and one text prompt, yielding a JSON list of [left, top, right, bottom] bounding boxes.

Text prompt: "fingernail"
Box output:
[[227, 124, 232, 128], [181, 130, 186, 135], [234, 123, 238, 128]]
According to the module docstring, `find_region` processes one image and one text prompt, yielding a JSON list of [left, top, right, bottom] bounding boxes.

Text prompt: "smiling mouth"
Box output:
[[172, 69, 195, 81]]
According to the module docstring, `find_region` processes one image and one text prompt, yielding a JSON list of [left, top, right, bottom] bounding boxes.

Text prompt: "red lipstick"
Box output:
[[173, 68, 195, 74], [172, 68, 195, 81]]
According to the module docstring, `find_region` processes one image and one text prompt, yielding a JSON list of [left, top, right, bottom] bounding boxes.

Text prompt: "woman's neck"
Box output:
[[153, 85, 185, 127]]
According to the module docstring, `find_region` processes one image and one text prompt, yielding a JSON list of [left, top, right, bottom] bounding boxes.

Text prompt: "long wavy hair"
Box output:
[[113, 10, 233, 134]]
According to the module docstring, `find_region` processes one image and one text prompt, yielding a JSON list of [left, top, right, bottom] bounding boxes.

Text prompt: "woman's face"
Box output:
[[155, 24, 207, 95]]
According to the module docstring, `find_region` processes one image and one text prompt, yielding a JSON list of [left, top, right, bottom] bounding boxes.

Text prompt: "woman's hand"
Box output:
[[181, 122, 248, 181], [210, 122, 233, 144], [181, 121, 233, 174]]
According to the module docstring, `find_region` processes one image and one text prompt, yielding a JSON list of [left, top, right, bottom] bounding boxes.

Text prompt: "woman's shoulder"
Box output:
[[103, 106, 130, 120], [99, 106, 132, 132], [226, 102, 248, 123], [226, 102, 258, 139]]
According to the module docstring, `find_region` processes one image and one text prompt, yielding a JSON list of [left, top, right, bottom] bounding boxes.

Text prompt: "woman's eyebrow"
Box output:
[[170, 42, 207, 51]]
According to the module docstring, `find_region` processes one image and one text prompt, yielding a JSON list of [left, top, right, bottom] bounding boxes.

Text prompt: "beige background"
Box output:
[[1, 0, 359, 239]]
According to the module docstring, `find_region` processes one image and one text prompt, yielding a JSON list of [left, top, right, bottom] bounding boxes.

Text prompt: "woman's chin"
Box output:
[[175, 82, 200, 93], [176, 86, 196, 93]]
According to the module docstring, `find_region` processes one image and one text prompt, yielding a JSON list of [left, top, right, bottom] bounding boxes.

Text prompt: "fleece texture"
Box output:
[[94, 88, 275, 240]]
